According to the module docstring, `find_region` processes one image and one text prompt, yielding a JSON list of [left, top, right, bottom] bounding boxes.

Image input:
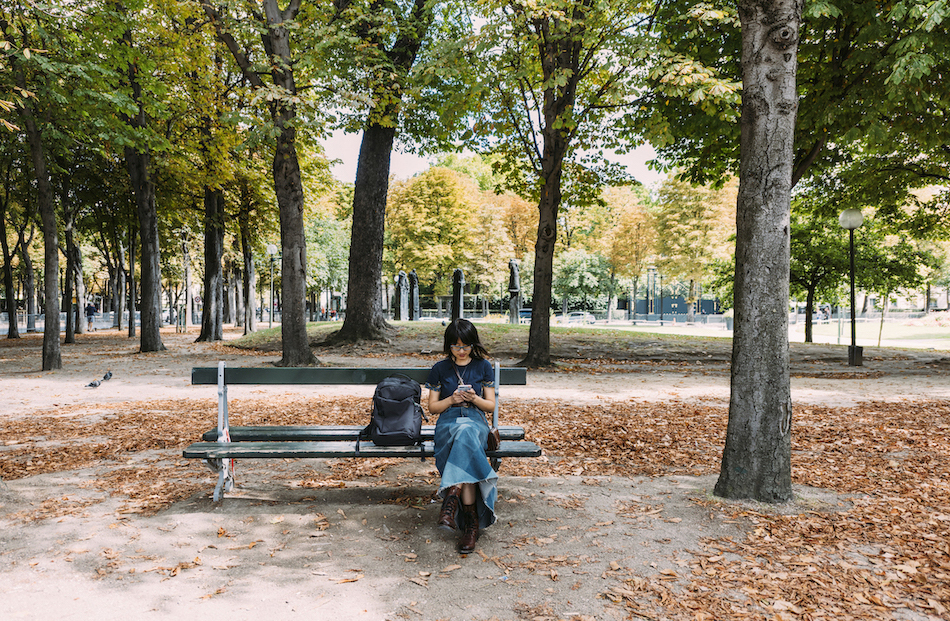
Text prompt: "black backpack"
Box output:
[[357, 374, 428, 451]]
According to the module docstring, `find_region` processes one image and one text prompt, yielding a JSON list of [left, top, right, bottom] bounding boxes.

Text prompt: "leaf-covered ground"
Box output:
[[2, 394, 947, 619]]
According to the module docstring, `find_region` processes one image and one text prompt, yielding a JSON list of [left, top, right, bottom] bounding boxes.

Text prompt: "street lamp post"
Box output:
[[838, 209, 864, 366], [266, 243, 278, 329], [647, 266, 656, 316]]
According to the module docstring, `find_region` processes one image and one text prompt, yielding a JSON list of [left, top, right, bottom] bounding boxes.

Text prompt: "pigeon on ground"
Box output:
[[102, 370, 112, 381], [87, 379, 101, 388]]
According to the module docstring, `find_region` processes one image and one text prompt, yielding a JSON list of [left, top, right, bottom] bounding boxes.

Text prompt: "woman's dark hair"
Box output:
[[442, 318, 490, 360]]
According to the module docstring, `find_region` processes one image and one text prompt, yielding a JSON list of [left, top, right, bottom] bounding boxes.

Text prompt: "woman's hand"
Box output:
[[450, 389, 469, 405]]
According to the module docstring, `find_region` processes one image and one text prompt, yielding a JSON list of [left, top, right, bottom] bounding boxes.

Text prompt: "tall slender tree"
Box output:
[[2, 8, 62, 369], [117, 4, 166, 352], [200, 0, 316, 365], [0, 150, 23, 339], [474, 0, 651, 367]]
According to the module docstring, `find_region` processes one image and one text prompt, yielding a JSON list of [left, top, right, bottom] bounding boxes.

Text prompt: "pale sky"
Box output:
[[321, 130, 666, 187]]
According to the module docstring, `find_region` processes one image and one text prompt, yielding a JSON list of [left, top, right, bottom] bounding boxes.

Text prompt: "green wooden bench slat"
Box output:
[[183, 440, 542, 460], [201, 425, 527, 442], [191, 366, 528, 386]]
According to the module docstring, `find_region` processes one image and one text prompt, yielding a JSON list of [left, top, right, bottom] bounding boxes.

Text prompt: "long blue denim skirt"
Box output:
[[434, 406, 498, 529]]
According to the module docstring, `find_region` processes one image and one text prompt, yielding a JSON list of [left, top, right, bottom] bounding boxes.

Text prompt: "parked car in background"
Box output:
[[519, 309, 532, 324], [555, 311, 596, 325]]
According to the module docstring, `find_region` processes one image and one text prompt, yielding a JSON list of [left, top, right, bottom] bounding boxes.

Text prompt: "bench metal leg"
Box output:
[[205, 458, 234, 501]]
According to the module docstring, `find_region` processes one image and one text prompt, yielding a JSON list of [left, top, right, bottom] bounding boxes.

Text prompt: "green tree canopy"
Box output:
[[653, 176, 736, 315], [385, 167, 513, 295], [553, 247, 612, 308], [473, 0, 653, 366]]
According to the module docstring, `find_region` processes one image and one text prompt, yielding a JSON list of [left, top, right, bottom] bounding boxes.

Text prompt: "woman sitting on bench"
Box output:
[[425, 319, 497, 554]]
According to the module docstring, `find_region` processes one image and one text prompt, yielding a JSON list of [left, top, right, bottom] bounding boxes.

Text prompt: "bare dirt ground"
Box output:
[[1, 326, 948, 621]]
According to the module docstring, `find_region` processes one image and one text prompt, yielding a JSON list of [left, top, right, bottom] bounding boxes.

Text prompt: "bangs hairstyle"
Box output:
[[442, 318, 490, 360]]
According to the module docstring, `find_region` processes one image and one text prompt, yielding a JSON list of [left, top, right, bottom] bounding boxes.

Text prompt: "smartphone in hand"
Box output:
[[456, 384, 472, 393]]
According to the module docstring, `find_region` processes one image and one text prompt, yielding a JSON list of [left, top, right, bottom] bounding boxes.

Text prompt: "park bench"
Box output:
[[183, 362, 541, 500]]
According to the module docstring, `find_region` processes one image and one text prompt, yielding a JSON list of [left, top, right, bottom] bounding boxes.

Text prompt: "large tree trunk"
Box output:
[[127, 230, 136, 338], [272, 112, 315, 366], [522, 166, 562, 367], [122, 22, 165, 353], [125, 147, 165, 351], [520, 9, 584, 368], [197, 187, 224, 342], [182, 234, 192, 329], [0, 200, 20, 339], [20, 102, 61, 369], [73, 248, 86, 336], [265, 0, 314, 366], [714, 0, 800, 503], [804, 286, 815, 343], [232, 257, 244, 328], [324, 0, 431, 344], [240, 215, 257, 334], [522, 85, 574, 365], [63, 232, 76, 344], [201, 0, 318, 363], [21, 229, 37, 333], [330, 123, 396, 343]]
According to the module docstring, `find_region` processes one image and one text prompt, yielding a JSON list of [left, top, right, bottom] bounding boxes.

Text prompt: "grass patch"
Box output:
[[226, 318, 733, 359]]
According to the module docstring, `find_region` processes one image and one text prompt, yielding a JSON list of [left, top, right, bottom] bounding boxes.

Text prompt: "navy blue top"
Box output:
[[425, 358, 494, 401]]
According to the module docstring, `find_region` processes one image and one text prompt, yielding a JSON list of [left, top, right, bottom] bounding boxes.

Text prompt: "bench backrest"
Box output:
[[191, 366, 527, 386], [194, 362, 526, 434]]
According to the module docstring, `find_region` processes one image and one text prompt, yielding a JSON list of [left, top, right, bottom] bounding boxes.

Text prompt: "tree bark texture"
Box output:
[[127, 228, 136, 338], [332, 123, 397, 342], [0, 194, 20, 339], [115, 265, 126, 331], [714, 0, 801, 503], [182, 235, 192, 329], [20, 103, 61, 369], [125, 146, 164, 350], [21, 233, 36, 333], [63, 228, 76, 344], [240, 211, 257, 334], [523, 148, 566, 368], [197, 187, 224, 342], [272, 111, 315, 366], [804, 286, 815, 343]]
